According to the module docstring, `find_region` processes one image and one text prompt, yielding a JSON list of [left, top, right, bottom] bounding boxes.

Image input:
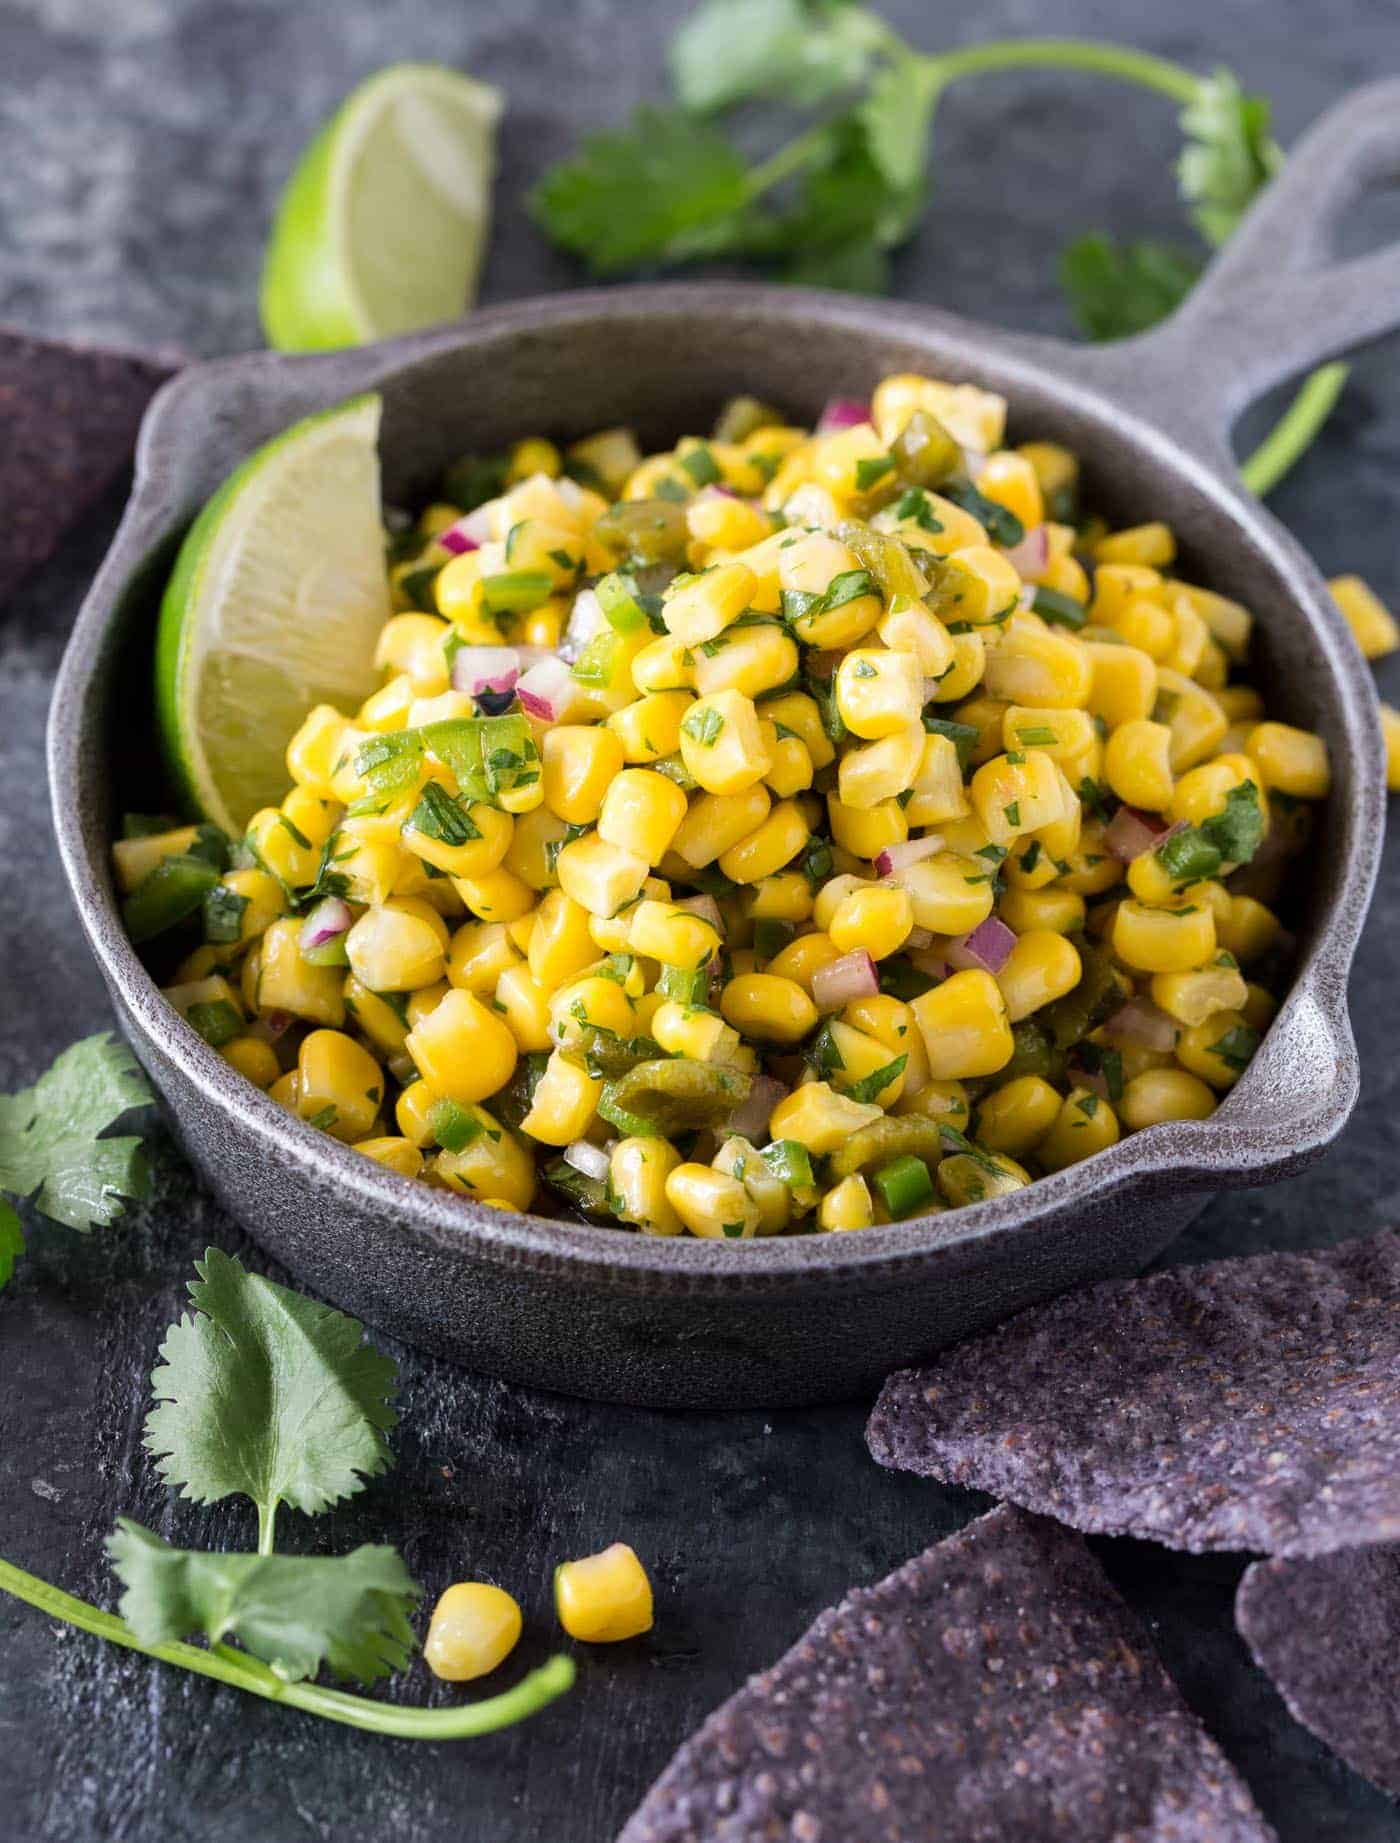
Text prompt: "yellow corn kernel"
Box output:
[[502, 805, 569, 891], [1168, 756, 1262, 834], [819, 1173, 876, 1232], [542, 725, 626, 825], [245, 807, 321, 889], [998, 886, 1085, 936], [1037, 1088, 1121, 1169], [747, 873, 813, 926], [393, 1080, 439, 1147], [608, 1137, 684, 1236], [905, 734, 970, 829], [607, 689, 693, 762], [345, 902, 446, 992], [355, 1136, 424, 1178], [1151, 957, 1248, 1027], [1217, 894, 1282, 964], [527, 890, 598, 987], [1094, 521, 1175, 568], [672, 783, 771, 869], [765, 931, 841, 998], [1163, 594, 1209, 678], [678, 688, 771, 795], [405, 988, 517, 1105], [970, 750, 1069, 844], [976, 1075, 1062, 1158], [911, 969, 1013, 1080], [873, 373, 1007, 453], [956, 695, 1013, 768], [286, 703, 352, 797], [826, 793, 907, 862], [1104, 718, 1174, 811], [1111, 899, 1216, 973], [1017, 440, 1077, 510], [834, 648, 924, 740], [267, 1069, 301, 1113], [1113, 595, 1176, 661], [218, 867, 288, 942], [765, 732, 816, 798], [936, 1147, 1029, 1206], [405, 978, 450, 1029], [718, 801, 810, 885], [423, 1581, 522, 1683], [1241, 983, 1278, 1033], [400, 796, 512, 879], [1000, 706, 1096, 765], [493, 963, 554, 1053], [777, 532, 883, 648], [691, 620, 797, 702], [768, 1081, 883, 1155], [519, 1048, 602, 1145], [886, 853, 996, 937], [550, 975, 636, 1047], [650, 1000, 737, 1064], [896, 1078, 971, 1131], [1380, 703, 1400, 791], [1154, 671, 1228, 773], [717, 973, 815, 1044], [447, 919, 521, 994], [936, 545, 1023, 626], [553, 835, 649, 919], [1119, 1067, 1217, 1130], [596, 769, 688, 867], [1247, 721, 1331, 799], [451, 865, 536, 923], [975, 451, 1044, 529], [825, 1020, 906, 1106], [257, 918, 345, 1026], [629, 635, 694, 695], [878, 596, 955, 677], [341, 979, 409, 1059], [219, 1036, 281, 1089], [554, 1542, 653, 1643], [296, 1030, 382, 1143], [760, 691, 836, 769], [828, 884, 913, 961], [375, 611, 452, 693], [995, 930, 1081, 1021], [1330, 574, 1398, 659], [983, 622, 1091, 708], [661, 561, 756, 647], [1083, 641, 1157, 730], [433, 1105, 536, 1208], [664, 1163, 761, 1239], [1172, 582, 1251, 662], [839, 724, 925, 811], [625, 899, 719, 972], [1176, 1008, 1258, 1089]]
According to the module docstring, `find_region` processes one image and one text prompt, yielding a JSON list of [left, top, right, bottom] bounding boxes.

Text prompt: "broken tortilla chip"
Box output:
[[868, 1231, 1400, 1557], [1238, 1544, 1400, 1797], [0, 328, 177, 606], [619, 1505, 1274, 1843]]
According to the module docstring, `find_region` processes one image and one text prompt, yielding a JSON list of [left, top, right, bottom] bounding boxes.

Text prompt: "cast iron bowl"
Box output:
[[49, 82, 1400, 1407]]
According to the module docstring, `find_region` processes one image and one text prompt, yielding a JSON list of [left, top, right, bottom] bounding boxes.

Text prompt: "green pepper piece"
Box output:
[[123, 854, 220, 943], [544, 1158, 611, 1216], [835, 519, 929, 604], [1041, 939, 1128, 1060], [1000, 1019, 1056, 1084], [827, 1115, 946, 1182], [890, 409, 961, 490], [593, 497, 690, 564], [873, 1154, 937, 1220], [713, 395, 784, 444], [562, 1029, 664, 1081], [601, 1058, 751, 1136]]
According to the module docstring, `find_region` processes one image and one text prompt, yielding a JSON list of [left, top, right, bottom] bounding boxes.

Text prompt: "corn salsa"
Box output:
[[119, 372, 1332, 1234]]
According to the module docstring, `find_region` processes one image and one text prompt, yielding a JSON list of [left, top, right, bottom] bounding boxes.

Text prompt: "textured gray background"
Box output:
[[2, 0, 1399, 1838]]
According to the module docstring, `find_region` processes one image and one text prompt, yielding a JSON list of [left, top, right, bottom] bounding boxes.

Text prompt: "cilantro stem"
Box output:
[[920, 37, 1201, 106], [0, 1555, 575, 1738], [1238, 359, 1349, 496], [745, 123, 837, 200], [257, 1501, 278, 1558]]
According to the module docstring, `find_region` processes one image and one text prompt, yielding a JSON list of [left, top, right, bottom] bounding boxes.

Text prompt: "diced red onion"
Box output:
[[1103, 805, 1169, 863], [247, 1010, 293, 1044], [700, 482, 740, 501], [816, 397, 871, 433], [439, 520, 481, 557], [1100, 998, 1179, 1053], [923, 677, 946, 704], [517, 655, 576, 723], [450, 645, 519, 697], [724, 1074, 788, 1143], [563, 1139, 611, 1182], [811, 949, 879, 1012], [875, 835, 944, 878], [909, 947, 949, 981], [945, 915, 1016, 975], [299, 897, 353, 954], [1002, 523, 1048, 578], [1068, 1057, 1113, 1101], [676, 894, 723, 933]]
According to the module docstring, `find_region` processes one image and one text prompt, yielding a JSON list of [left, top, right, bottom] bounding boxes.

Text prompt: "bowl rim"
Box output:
[[47, 281, 1383, 1298]]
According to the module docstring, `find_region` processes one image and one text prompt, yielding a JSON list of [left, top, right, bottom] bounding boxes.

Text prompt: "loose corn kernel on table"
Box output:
[[120, 372, 1335, 1236]]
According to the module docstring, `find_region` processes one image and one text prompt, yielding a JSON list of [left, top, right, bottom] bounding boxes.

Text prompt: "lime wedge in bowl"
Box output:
[[155, 393, 391, 835], [261, 63, 502, 352]]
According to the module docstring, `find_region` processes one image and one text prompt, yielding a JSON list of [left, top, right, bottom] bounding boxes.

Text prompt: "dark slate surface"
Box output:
[[1, 1, 1398, 1838]]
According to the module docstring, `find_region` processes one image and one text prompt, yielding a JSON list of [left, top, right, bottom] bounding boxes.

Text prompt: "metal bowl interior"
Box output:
[[48, 285, 1382, 1395]]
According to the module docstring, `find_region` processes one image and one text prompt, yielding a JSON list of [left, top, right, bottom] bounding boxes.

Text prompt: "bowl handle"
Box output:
[[1010, 77, 1400, 476]]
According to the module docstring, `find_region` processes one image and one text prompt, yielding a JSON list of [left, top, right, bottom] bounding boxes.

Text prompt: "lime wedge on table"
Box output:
[[155, 393, 390, 835], [260, 63, 502, 352]]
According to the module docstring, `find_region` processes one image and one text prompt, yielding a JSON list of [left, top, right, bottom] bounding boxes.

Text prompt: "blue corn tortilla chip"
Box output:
[[0, 327, 177, 606], [868, 1231, 1400, 1557], [1238, 1544, 1400, 1797], [619, 1505, 1274, 1843]]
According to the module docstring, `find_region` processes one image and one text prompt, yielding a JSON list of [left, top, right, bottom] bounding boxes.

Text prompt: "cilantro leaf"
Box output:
[[1201, 778, 1264, 865], [530, 106, 753, 273], [764, 113, 923, 274], [1178, 68, 1281, 246], [1060, 233, 1202, 341], [0, 1034, 151, 1236], [858, 52, 940, 193], [108, 1521, 418, 1685], [844, 1055, 908, 1104], [0, 1200, 24, 1292], [145, 1249, 398, 1530], [671, 0, 881, 112]]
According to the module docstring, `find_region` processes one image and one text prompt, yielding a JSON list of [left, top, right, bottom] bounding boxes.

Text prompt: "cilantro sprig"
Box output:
[[0, 1034, 153, 1295], [0, 1250, 573, 1735], [532, 5, 1343, 494]]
